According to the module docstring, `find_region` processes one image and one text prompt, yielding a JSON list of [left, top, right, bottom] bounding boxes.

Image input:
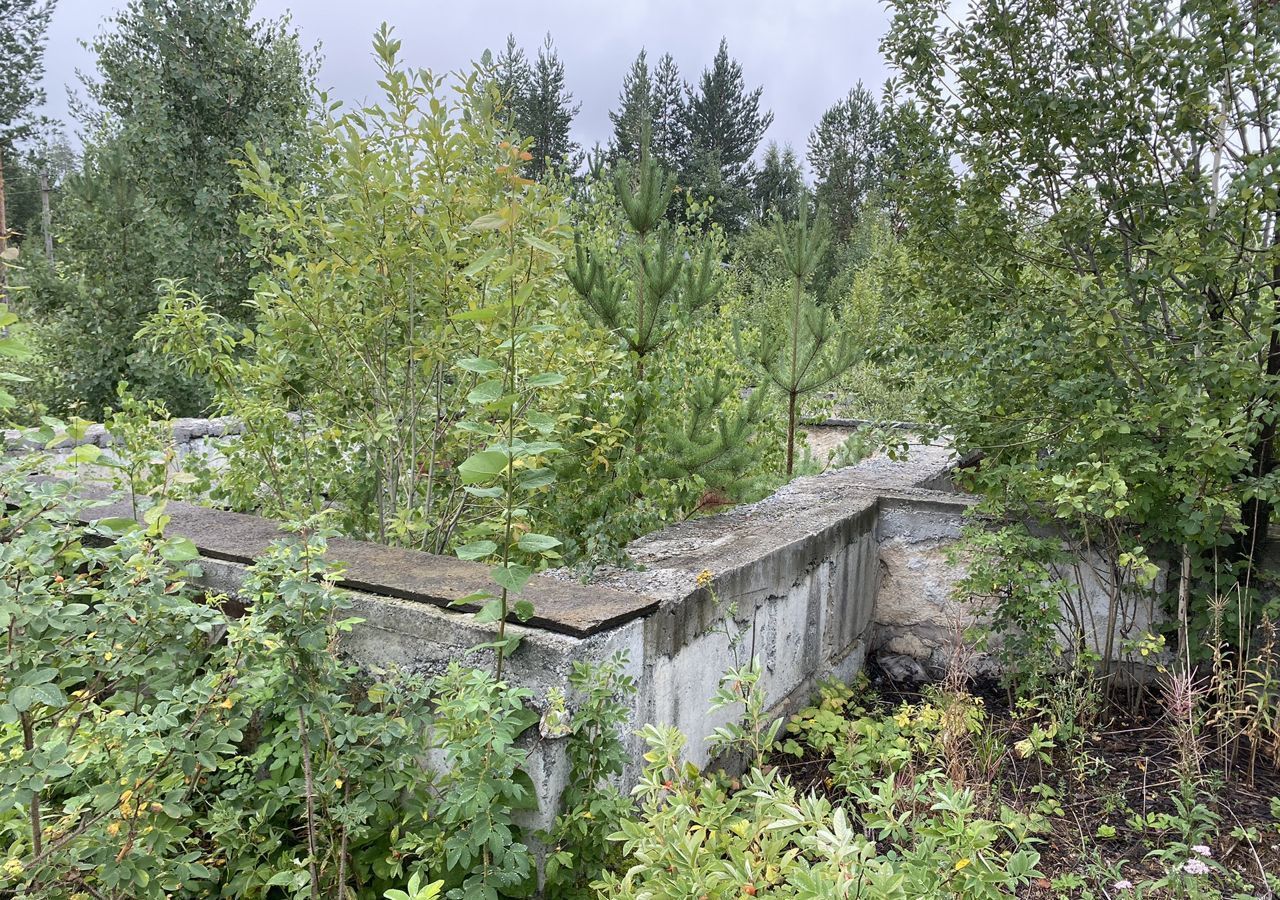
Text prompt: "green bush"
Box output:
[[0, 463, 555, 898]]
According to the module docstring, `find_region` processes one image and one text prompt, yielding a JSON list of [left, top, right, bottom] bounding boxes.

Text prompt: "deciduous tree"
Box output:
[[32, 0, 315, 416], [884, 0, 1280, 658]]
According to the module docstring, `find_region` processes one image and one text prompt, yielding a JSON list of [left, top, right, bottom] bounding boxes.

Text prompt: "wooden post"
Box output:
[[40, 171, 52, 263]]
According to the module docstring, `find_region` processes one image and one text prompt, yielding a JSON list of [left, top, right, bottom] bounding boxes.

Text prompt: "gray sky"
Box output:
[[38, 0, 891, 169]]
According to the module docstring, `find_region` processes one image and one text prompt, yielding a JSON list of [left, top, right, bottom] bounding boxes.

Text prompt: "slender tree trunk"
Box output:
[[40, 171, 52, 263], [0, 146, 8, 304], [297, 710, 321, 900], [786, 390, 797, 476], [1232, 234, 1280, 573], [1178, 544, 1192, 673], [22, 712, 41, 856]]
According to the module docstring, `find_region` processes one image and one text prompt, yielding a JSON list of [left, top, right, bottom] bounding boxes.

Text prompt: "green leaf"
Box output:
[[455, 420, 499, 437], [468, 212, 507, 231], [93, 517, 141, 535], [455, 540, 497, 561], [452, 307, 499, 323], [509, 768, 541, 810], [9, 685, 35, 712], [525, 372, 565, 388], [517, 533, 561, 553], [457, 357, 501, 375], [159, 537, 200, 563], [30, 682, 66, 710], [516, 470, 556, 490], [490, 563, 532, 595], [521, 234, 561, 256], [461, 247, 504, 276], [467, 380, 504, 404], [458, 450, 507, 484], [0, 336, 33, 360], [65, 444, 103, 465], [474, 598, 506, 623], [448, 591, 493, 608]]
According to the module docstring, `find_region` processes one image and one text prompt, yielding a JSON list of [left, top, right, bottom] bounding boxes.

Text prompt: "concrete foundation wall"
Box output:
[[23, 420, 1166, 836], [185, 437, 962, 832], [4, 417, 235, 472]]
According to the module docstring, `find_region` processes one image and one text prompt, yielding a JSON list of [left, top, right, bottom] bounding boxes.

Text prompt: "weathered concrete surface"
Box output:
[[4, 417, 235, 489], [179, 438, 962, 842], [4, 416, 240, 454], [86, 496, 657, 637], [18, 418, 1169, 858], [538, 439, 960, 769], [874, 493, 979, 673]]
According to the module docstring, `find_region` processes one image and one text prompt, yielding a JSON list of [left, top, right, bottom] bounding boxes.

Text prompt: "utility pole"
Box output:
[[40, 171, 52, 263]]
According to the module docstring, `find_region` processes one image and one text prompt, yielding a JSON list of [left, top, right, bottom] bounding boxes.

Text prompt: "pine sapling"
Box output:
[[745, 206, 860, 475], [566, 135, 719, 384]]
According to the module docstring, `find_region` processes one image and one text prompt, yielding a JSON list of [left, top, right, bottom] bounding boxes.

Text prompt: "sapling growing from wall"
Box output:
[[451, 136, 568, 680], [743, 206, 860, 475]]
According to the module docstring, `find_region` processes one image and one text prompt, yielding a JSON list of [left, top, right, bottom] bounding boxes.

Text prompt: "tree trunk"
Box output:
[[40, 171, 53, 263], [0, 146, 8, 304], [1233, 238, 1280, 572], [786, 390, 797, 476]]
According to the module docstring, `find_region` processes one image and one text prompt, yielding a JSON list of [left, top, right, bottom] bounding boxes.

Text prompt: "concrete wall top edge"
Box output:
[[3, 416, 244, 451], [20, 425, 965, 643]]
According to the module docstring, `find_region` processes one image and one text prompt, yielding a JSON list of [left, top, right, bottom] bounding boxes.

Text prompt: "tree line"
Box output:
[[0, 0, 897, 422]]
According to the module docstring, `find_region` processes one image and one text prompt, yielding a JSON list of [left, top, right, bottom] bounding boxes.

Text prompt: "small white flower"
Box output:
[[1191, 844, 1212, 857], [1113, 879, 1134, 891], [1183, 858, 1211, 876]]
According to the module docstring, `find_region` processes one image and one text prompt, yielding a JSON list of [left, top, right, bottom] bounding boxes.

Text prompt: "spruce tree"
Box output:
[[744, 206, 860, 475], [680, 38, 773, 233], [492, 34, 531, 130], [808, 83, 882, 243], [650, 53, 687, 172], [524, 34, 581, 179], [609, 50, 688, 174], [493, 33, 581, 179], [754, 142, 805, 222], [608, 50, 653, 164]]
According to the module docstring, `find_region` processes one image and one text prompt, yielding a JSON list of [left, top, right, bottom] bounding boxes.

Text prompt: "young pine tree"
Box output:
[[745, 207, 860, 475], [567, 137, 718, 381], [567, 136, 762, 496]]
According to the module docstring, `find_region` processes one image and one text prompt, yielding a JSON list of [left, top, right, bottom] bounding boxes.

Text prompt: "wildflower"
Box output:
[[1182, 858, 1210, 876], [696, 569, 714, 589], [1113, 880, 1133, 891], [1191, 844, 1212, 857], [953, 858, 971, 871]]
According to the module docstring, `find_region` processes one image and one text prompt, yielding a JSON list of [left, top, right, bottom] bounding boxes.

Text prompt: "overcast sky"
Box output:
[[37, 0, 892, 169]]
